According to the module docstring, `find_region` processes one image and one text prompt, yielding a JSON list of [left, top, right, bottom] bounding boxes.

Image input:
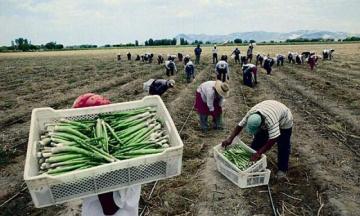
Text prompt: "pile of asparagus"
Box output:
[[223, 144, 254, 171], [37, 107, 169, 175]]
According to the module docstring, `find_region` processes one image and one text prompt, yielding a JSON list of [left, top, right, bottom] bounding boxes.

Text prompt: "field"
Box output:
[[0, 43, 360, 216]]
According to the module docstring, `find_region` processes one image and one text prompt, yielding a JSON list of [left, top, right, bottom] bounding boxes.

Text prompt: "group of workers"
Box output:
[[76, 43, 307, 215]]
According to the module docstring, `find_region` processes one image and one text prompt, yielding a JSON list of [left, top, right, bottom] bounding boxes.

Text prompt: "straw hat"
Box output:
[[214, 80, 230, 98]]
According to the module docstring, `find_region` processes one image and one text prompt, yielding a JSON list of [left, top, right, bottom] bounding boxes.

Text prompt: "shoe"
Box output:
[[275, 170, 287, 179]]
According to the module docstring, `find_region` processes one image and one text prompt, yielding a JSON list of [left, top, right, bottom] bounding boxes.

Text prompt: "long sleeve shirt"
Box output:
[[185, 61, 195, 75], [150, 79, 170, 96], [165, 60, 177, 71], [239, 100, 293, 139], [196, 81, 225, 112], [194, 47, 202, 56]]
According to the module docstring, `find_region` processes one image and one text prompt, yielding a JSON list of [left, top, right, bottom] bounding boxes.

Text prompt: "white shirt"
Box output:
[[81, 185, 141, 216], [165, 60, 177, 71], [196, 81, 225, 112], [239, 100, 293, 139], [215, 60, 230, 75], [212, 48, 218, 54]]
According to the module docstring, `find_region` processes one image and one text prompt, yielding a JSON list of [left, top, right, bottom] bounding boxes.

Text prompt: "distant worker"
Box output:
[[194, 80, 230, 132], [308, 52, 319, 71], [167, 54, 177, 61], [263, 56, 275, 75], [323, 49, 335, 60], [178, 53, 183, 62], [185, 59, 195, 83], [117, 54, 121, 62], [247, 43, 254, 63], [222, 100, 293, 179], [295, 54, 303, 64], [183, 54, 191, 65], [215, 55, 230, 82], [165, 59, 177, 76], [256, 54, 264, 67], [276, 54, 285, 66], [242, 63, 257, 87], [212, 45, 218, 64], [194, 44, 202, 64], [148, 79, 175, 96], [157, 55, 164, 64], [135, 54, 140, 61], [127, 52, 131, 61], [231, 48, 241, 64]]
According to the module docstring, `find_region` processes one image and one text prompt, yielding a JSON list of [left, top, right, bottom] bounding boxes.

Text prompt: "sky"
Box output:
[[1, 0, 360, 46]]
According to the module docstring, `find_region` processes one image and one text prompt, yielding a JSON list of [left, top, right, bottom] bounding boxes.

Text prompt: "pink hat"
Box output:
[[72, 93, 111, 108]]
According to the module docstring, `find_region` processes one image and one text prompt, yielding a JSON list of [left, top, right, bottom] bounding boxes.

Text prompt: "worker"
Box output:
[[222, 100, 293, 179], [194, 44, 202, 64], [194, 80, 230, 132], [212, 45, 218, 64], [127, 52, 131, 61], [215, 55, 230, 82], [164, 59, 177, 76], [276, 54, 285, 66], [308, 52, 318, 71], [247, 43, 254, 63], [73, 93, 141, 216], [157, 55, 164, 64], [183, 54, 191, 65], [148, 79, 175, 96], [263, 56, 275, 75], [231, 48, 241, 64], [242, 63, 257, 87], [185, 59, 195, 83]]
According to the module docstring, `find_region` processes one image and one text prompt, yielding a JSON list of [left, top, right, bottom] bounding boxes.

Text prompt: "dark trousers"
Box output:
[[213, 53, 218, 64], [166, 68, 174, 76], [251, 128, 292, 172], [217, 72, 227, 82], [235, 56, 240, 64], [195, 55, 200, 64]]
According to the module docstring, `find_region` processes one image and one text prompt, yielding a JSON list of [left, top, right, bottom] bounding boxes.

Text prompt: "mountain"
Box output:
[[175, 30, 357, 43]]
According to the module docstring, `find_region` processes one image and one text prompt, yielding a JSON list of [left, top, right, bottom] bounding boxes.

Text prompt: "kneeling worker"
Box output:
[[222, 100, 293, 178]]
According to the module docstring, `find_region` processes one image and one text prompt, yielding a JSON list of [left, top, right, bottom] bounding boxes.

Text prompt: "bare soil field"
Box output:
[[0, 43, 359, 216]]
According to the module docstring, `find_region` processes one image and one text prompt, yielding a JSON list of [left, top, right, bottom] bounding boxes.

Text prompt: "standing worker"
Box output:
[[185, 59, 196, 83], [215, 55, 230, 82], [222, 100, 293, 179], [73, 93, 141, 216], [194, 80, 230, 132], [148, 79, 175, 96], [127, 52, 131, 61], [247, 43, 254, 63], [232, 48, 241, 64], [194, 44, 202, 64], [212, 45, 218, 64], [164, 59, 177, 76]]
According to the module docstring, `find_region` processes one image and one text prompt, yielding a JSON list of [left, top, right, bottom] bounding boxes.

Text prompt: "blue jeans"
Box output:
[[251, 128, 292, 172], [199, 114, 222, 131]]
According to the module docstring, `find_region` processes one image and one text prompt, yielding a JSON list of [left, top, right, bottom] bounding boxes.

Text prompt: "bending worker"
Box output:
[[194, 80, 230, 132], [222, 100, 293, 179], [164, 59, 177, 76], [184, 59, 195, 83], [73, 93, 141, 216], [215, 55, 230, 82], [149, 79, 175, 96]]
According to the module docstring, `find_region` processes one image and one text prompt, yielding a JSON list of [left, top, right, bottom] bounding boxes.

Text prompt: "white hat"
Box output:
[[168, 79, 175, 87]]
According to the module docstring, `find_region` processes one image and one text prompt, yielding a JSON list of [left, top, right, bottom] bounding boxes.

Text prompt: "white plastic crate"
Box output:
[[24, 96, 183, 208], [213, 137, 267, 173], [213, 137, 270, 188]]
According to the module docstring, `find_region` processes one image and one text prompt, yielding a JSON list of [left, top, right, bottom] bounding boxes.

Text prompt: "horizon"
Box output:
[[1, 0, 360, 46]]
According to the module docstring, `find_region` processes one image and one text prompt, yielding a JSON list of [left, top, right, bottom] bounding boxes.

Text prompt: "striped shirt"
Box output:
[[239, 100, 293, 139], [197, 81, 225, 112]]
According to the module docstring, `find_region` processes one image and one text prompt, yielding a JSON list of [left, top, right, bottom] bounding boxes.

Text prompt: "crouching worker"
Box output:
[[194, 80, 230, 132], [73, 93, 141, 216], [222, 100, 293, 179], [165, 60, 177, 76], [242, 63, 257, 87], [215, 55, 230, 82], [148, 79, 175, 96], [185, 59, 195, 83]]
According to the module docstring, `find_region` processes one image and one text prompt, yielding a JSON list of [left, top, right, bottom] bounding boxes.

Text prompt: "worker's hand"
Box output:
[[250, 152, 261, 161], [221, 137, 233, 148]]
